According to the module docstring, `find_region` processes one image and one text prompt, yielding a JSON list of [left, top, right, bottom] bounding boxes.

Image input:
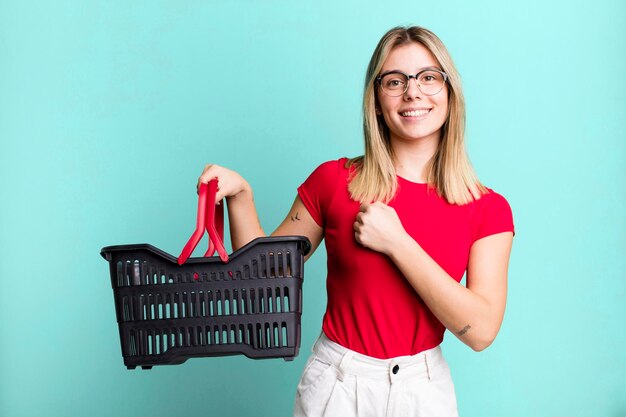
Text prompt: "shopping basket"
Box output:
[[101, 180, 311, 369]]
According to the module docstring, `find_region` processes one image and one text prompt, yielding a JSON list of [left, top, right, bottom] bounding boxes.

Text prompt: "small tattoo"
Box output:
[[290, 211, 301, 222], [458, 325, 471, 336]]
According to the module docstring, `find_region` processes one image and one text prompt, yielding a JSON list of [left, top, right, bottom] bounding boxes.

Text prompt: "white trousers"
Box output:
[[293, 332, 458, 417]]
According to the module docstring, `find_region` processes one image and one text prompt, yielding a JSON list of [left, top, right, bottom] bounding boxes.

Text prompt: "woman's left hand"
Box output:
[[353, 202, 407, 255]]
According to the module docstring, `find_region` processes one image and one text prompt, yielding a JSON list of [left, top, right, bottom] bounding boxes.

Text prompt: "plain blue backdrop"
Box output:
[[1, 1, 624, 416]]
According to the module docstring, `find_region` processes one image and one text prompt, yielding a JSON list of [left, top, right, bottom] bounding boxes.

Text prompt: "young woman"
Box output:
[[198, 26, 514, 417]]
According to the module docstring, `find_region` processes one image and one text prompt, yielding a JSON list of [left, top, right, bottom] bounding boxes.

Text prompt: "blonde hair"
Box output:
[[347, 26, 488, 205]]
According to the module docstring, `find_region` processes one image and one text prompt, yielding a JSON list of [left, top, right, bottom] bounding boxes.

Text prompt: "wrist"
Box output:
[[387, 232, 416, 260], [227, 181, 253, 202]]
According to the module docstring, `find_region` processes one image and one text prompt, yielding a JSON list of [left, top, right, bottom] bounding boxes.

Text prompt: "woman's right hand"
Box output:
[[197, 164, 251, 203], [198, 164, 262, 250]]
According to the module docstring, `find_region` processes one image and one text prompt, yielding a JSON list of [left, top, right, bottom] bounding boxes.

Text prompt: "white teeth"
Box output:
[[401, 109, 430, 117]]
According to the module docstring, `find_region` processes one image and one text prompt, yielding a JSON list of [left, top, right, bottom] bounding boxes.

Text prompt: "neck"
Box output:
[[390, 133, 439, 183]]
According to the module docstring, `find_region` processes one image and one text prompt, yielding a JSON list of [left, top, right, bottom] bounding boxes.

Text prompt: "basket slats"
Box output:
[[101, 236, 309, 369]]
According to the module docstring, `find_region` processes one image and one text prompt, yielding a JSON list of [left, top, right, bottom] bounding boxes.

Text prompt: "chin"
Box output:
[[397, 128, 442, 142]]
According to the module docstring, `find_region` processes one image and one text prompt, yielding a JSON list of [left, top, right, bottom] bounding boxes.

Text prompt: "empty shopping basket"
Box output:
[[101, 180, 311, 369]]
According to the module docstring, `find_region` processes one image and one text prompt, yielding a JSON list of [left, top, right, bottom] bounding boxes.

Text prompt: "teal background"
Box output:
[[1, 0, 624, 416]]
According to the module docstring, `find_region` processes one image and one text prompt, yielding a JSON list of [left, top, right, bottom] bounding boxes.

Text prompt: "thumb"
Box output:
[[214, 189, 225, 204]]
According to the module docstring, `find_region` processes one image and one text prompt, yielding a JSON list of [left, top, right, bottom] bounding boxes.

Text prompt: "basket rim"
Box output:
[[100, 235, 311, 263]]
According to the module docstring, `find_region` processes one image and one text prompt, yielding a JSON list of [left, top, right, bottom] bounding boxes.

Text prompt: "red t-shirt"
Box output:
[[297, 158, 515, 359]]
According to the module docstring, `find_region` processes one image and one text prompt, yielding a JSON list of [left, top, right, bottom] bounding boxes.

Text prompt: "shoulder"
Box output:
[[304, 157, 350, 183], [474, 188, 513, 212], [469, 187, 515, 241], [313, 157, 350, 173], [298, 158, 350, 227]]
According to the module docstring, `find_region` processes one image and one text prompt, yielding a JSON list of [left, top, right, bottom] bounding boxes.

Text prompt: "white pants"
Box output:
[[293, 332, 458, 417]]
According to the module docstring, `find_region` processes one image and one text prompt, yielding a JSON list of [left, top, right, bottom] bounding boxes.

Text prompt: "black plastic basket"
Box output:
[[101, 180, 311, 369]]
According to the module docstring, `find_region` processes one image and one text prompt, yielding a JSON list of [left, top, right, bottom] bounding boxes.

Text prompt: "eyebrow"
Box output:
[[380, 65, 443, 75]]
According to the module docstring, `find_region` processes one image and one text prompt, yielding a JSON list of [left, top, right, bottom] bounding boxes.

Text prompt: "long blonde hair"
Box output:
[[347, 26, 487, 205]]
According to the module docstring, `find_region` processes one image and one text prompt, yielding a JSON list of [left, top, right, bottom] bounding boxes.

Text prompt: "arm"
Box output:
[[198, 164, 323, 257], [354, 202, 513, 351], [270, 195, 324, 262], [224, 185, 265, 251], [228, 192, 324, 260], [389, 231, 513, 351]]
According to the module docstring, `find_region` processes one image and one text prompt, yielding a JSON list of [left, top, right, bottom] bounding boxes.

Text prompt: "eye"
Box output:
[[419, 71, 442, 84], [382, 74, 407, 89]]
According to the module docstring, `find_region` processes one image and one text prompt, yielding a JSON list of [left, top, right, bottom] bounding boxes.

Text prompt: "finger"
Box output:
[[354, 231, 367, 247], [215, 184, 230, 203], [203, 163, 216, 175], [199, 173, 219, 185], [199, 173, 210, 184], [199, 172, 219, 196], [355, 212, 364, 224], [199, 164, 213, 181], [202, 164, 222, 181], [359, 203, 369, 213]]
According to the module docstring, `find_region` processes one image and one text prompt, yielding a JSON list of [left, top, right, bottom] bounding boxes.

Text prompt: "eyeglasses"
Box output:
[[376, 68, 448, 97]]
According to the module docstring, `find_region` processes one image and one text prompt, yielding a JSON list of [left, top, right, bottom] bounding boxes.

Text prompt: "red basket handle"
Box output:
[[177, 180, 229, 265]]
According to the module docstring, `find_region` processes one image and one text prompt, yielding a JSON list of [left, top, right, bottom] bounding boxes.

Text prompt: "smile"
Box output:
[[400, 109, 431, 118]]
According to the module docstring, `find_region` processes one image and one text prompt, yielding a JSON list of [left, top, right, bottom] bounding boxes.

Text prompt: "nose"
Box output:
[[404, 76, 423, 99]]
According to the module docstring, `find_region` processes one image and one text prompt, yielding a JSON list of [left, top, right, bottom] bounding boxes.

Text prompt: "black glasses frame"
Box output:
[[376, 68, 449, 97]]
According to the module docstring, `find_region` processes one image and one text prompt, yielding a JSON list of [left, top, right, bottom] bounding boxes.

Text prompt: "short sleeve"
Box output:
[[471, 191, 515, 243], [297, 160, 341, 228]]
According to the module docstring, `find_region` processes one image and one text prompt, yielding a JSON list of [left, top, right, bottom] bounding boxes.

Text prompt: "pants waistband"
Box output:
[[312, 333, 445, 382]]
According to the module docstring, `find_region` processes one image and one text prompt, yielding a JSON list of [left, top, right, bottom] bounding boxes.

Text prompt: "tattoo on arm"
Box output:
[[457, 325, 471, 336], [290, 211, 301, 222]]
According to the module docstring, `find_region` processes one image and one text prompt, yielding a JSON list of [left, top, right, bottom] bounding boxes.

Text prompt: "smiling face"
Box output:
[[376, 42, 449, 147]]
